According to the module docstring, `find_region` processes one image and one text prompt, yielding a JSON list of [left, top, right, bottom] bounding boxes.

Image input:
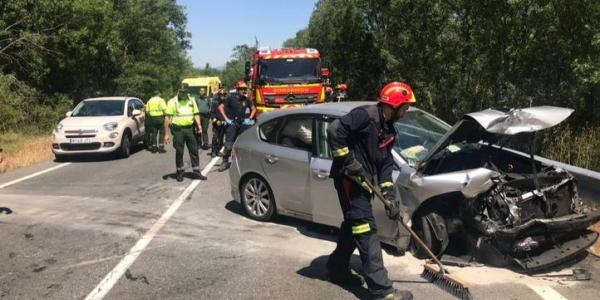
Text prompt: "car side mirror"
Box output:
[[132, 109, 142, 117], [65, 111, 72, 117]]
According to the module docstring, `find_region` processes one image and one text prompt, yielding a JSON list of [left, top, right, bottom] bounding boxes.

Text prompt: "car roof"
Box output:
[[257, 101, 422, 123], [83, 97, 137, 101]]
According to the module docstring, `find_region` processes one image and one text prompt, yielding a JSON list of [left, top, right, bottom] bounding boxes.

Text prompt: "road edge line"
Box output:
[[0, 163, 71, 189], [525, 282, 568, 300], [83, 156, 219, 300]]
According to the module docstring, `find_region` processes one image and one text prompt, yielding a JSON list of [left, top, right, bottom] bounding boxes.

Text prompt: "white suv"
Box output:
[[52, 97, 146, 160]]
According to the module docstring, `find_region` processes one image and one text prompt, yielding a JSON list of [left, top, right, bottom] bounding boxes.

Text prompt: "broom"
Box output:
[[362, 178, 473, 300]]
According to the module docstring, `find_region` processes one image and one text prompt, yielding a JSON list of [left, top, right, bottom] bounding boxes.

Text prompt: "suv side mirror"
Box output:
[[65, 111, 72, 117], [132, 109, 142, 117]]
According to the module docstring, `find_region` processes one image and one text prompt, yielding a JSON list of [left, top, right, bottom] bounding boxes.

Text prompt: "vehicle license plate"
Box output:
[[69, 138, 92, 144]]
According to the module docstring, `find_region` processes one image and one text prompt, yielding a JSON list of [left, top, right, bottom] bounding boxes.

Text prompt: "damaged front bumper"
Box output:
[[485, 210, 600, 273]]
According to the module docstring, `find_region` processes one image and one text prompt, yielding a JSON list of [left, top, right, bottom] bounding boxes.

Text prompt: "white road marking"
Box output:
[[84, 156, 219, 300], [525, 283, 568, 300], [0, 163, 71, 189]]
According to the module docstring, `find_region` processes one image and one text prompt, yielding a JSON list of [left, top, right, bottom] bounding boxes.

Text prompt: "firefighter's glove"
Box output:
[[382, 187, 401, 220], [242, 118, 254, 126], [345, 174, 372, 194], [226, 119, 234, 126], [343, 154, 364, 177]]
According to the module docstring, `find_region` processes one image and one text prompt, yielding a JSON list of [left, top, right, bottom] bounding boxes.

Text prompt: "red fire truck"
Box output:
[[245, 47, 330, 115]]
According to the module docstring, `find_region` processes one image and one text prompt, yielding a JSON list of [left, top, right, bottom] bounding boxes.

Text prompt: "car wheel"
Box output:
[[119, 132, 131, 158], [411, 210, 446, 259], [241, 176, 276, 221]]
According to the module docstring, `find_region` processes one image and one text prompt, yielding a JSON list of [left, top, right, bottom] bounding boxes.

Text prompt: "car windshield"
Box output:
[[72, 100, 125, 117], [259, 58, 320, 84], [393, 110, 451, 165]]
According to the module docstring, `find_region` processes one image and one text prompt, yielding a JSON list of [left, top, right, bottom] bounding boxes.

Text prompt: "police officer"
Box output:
[[217, 81, 256, 172], [210, 88, 227, 158], [145, 90, 167, 153], [164, 84, 207, 182], [326, 82, 416, 300], [195, 87, 212, 150]]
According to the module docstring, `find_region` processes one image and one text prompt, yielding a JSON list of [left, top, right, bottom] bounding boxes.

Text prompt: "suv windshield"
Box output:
[[72, 100, 125, 117], [260, 58, 320, 84], [393, 110, 451, 165]]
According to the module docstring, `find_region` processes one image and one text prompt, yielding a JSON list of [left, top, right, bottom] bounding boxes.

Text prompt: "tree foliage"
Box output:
[[0, 0, 191, 132]]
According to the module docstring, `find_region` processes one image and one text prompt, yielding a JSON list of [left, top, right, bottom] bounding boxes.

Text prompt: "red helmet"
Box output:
[[325, 87, 333, 94], [378, 82, 415, 109], [235, 81, 248, 89], [336, 83, 348, 91]]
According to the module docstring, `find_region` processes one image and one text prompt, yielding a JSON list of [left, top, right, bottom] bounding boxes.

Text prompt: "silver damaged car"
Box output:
[[230, 102, 600, 272]]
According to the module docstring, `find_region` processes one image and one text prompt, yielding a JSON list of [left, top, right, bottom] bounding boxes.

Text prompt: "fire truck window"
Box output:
[[276, 118, 313, 152]]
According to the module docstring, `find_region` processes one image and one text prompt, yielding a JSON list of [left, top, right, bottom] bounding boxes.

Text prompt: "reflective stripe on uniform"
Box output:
[[352, 223, 371, 235], [380, 181, 394, 188], [332, 147, 350, 157]]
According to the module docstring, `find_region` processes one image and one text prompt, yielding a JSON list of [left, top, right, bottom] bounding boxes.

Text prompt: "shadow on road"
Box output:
[[224, 200, 338, 243], [297, 255, 371, 299]]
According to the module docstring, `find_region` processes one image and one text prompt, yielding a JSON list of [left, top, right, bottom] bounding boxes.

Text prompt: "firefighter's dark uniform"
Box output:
[[327, 104, 396, 297], [145, 96, 167, 152], [210, 95, 226, 157], [165, 95, 201, 174], [221, 92, 254, 163]]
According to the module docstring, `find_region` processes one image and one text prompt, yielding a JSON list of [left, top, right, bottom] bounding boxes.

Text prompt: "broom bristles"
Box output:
[[422, 264, 472, 300]]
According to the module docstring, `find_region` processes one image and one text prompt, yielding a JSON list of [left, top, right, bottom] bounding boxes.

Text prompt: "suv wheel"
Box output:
[[241, 176, 275, 221], [119, 132, 131, 158]]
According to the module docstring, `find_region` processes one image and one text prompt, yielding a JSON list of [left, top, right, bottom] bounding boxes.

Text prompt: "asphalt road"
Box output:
[[1, 146, 599, 300]]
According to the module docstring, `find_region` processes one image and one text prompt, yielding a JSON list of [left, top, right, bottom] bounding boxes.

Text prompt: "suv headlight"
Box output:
[[103, 122, 118, 131], [54, 123, 63, 133]]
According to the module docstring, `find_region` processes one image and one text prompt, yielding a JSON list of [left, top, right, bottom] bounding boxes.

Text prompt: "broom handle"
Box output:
[[362, 178, 446, 273]]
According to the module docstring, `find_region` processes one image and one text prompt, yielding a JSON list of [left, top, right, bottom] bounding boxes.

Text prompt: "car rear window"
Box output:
[[259, 119, 279, 143]]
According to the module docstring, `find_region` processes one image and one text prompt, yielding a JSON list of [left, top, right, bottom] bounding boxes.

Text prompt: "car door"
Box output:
[[309, 115, 343, 227], [260, 115, 315, 217], [132, 99, 145, 137], [125, 100, 139, 137]]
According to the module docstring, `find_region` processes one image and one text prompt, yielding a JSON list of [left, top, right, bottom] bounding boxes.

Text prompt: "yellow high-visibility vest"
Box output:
[[145, 96, 167, 116], [166, 96, 199, 126]]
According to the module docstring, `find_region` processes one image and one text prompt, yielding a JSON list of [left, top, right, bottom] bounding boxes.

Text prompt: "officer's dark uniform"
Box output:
[[195, 93, 212, 149], [210, 94, 226, 157], [221, 92, 254, 164], [327, 104, 396, 297]]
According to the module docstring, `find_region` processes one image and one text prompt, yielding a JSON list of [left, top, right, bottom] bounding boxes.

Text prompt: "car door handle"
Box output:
[[265, 154, 279, 164], [313, 170, 329, 179]]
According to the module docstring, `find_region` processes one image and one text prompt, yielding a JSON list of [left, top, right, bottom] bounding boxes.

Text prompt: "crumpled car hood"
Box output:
[[418, 106, 574, 171], [465, 106, 574, 135]]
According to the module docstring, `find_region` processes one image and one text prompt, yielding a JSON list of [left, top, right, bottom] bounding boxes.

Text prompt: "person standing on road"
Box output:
[[164, 84, 207, 182], [195, 87, 212, 150], [210, 88, 227, 158], [145, 90, 167, 153], [217, 81, 256, 172], [326, 82, 416, 300]]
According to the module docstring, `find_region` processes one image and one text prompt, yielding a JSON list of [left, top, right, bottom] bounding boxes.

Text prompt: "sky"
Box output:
[[177, 0, 316, 69]]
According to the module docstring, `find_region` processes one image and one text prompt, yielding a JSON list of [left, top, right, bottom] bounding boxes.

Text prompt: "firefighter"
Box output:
[[334, 83, 348, 102], [195, 87, 212, 150], [145, 90, 167, 153], [210, 88, 227, 158], [326, 82, 415, 300], [325, 86, 334, 102], [164, 84, 207, 182], [217, 81, 256, 172]]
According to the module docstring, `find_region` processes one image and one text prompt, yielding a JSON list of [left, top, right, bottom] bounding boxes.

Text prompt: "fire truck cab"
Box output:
[[245, 47, 329, 115]]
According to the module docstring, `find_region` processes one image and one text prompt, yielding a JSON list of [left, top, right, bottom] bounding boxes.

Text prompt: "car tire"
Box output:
[[241, 175, 276, 221], [119, 132, 131, 158], [411, 210, 446, 259]]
